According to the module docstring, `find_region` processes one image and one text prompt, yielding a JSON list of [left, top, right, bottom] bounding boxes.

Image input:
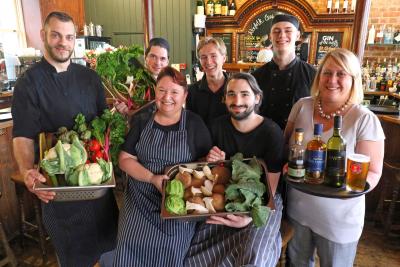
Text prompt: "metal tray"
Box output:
[[161, 159, 275, 221], [285, 175, 372, 199], [33, 172, 116, 202]]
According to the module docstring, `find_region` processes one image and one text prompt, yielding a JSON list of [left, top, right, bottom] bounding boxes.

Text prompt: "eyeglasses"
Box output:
[[321, 70, 351, 79]]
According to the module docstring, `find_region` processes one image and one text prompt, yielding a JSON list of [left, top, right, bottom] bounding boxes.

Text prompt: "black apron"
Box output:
[[42, 189, 119, 267], [114, 109, 196, 266]]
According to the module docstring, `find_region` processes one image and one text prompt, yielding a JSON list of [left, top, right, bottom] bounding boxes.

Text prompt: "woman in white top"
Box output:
[[284, 48, 384, 267]]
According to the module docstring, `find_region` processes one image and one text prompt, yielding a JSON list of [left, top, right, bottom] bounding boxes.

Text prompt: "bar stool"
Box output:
[[375, 161, 400, 236], [10, 173, 48, 263], [277, 219, 295, 267], [0, 188, 17, 267]]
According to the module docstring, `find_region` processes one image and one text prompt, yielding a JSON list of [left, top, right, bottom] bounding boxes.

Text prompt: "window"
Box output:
[[0, 0, 27, 80]]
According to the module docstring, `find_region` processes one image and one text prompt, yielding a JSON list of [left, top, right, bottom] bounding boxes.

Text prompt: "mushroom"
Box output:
[[203, 165, 215, 181], [211, 166, 231, 185], [201, 180, 214, 196], [186, 201, 209, 214], [187, 196, 205, 207], [203, 197, 216, 213], [179, 165, 193, 174], [212, 193, 225, 211], [175, 171, 192, 188], [193, 170, 205, 179], [212, 184, 225, 194]]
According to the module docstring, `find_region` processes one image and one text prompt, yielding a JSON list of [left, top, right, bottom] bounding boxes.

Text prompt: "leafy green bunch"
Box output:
[[95, 45, 156, 109]]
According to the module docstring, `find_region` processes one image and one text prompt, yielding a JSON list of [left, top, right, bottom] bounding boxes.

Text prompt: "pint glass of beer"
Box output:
[[346, 154, 370, 192]]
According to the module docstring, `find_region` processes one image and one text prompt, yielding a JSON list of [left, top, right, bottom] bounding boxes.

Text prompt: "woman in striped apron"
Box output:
[[114, 67, 212, 266]]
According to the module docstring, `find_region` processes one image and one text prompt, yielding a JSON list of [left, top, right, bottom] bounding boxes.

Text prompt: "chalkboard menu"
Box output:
[[211, 33, 232, 63], [315, 32, 343, 65]]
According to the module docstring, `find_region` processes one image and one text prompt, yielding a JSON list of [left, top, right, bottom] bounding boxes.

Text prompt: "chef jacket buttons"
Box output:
[[273, 73, 277, 77], [285, 103, 289, 107], [271, 103, 275, 107], [271, 88, 275, 91], [286, 88, 291, 91], [288, 72, 292, 76]]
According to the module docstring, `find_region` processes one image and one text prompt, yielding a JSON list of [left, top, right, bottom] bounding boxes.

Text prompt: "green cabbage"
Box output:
[[166, 179, 184, 198], [165, 196, 186, 215]]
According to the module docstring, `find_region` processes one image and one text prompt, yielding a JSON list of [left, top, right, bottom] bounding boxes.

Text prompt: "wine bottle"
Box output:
[[326, 116, 346, 188], [196, 0, 205, 15], [327, 0, 332, 13], [229, 0, 237, 16], [334, 0, 340, 13], [221, 0, 228, 16], [206, 0, 214, 16], [305, 123, 326, 184], [343, 0, 348, 13], [287, 128, 306, 182], [214, 0, 222, 16]]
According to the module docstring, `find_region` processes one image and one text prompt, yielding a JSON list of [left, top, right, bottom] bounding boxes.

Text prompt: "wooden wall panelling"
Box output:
[[39, 0, 85, 34]]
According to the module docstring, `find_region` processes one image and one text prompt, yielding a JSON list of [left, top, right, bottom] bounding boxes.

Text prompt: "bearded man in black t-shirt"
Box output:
[[185, 72, 285, 267]]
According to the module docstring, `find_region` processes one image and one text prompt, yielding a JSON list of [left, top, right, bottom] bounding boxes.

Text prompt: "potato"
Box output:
[[213, 184, 225, 194], [175, 171, 192, 188], [211, 166, 231, 185], [191, 176, 206, 188], [212, 193, 225, 211]]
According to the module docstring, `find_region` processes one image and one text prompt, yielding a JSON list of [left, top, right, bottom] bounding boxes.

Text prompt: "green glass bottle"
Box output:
[[221, 0, 228, 16], [326, 115, 346, 188], [214, 0, 222, 16], [206, 0, 214, 16], [196, 0, 205, 15]]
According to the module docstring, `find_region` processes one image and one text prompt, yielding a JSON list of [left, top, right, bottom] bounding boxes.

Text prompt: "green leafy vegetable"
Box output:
[[165, 196, 186, 215], [166, 179, 184, 198], [251, 205, 271, 228]]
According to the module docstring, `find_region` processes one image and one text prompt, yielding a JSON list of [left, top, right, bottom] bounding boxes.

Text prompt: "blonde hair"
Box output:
[[197, 37, 227, 58], [311, 48, 364, 104]]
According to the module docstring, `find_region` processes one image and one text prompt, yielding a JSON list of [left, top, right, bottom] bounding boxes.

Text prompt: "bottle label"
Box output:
[[206, 4, 214, 16], [326, 150, 346, 176], [229, 10, 236, 16], [214, 4, 222, 15], [306, 150, 326, 172], [221, 6, 228, 15], [197, 6, 205, 15], [288, 167, 305, 178]]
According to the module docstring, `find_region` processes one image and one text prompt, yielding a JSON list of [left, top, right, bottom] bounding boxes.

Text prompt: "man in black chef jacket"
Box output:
[[12, 12, 118, 267], [186, 37, 229, 128], [252, 14, 316, 130], [186, 72, 284, 266]]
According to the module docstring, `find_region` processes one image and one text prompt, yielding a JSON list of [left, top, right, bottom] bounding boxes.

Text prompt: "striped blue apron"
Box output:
[[114, 109, 196, 267], [185, 194, 283, 267]]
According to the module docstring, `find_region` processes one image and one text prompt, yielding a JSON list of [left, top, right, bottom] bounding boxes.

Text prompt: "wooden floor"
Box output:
[[1, 221, 398, 267]]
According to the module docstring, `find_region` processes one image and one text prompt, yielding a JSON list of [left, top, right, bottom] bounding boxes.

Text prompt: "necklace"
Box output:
[[317, 98, 349, 120]]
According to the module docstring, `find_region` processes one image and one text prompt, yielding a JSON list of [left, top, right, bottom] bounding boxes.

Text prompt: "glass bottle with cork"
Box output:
[[196, 0, 205, 15], [228, 0, 236, 16], [305, 123, 326, 184], [326, 116, 346, 188], [287, 128, 306, 182]]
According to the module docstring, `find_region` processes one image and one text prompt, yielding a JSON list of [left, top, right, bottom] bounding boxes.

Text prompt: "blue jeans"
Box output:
[[287, 217, 358, 267]]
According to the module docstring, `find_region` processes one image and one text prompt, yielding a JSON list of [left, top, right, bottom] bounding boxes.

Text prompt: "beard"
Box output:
[[44, 41, 73, 63], [229, 104, 255, 121]]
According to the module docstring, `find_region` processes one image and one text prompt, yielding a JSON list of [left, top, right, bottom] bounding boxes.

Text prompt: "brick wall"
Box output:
[[364, 0, 400, 64]]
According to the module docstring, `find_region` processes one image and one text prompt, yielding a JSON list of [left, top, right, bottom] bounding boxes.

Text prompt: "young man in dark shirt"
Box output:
[[186, 72, 284, 267], [252, 14, 316, 130], [186, 37, 229, 128]]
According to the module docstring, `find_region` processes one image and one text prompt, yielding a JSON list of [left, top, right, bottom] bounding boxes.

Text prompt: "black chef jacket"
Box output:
[[186, 72, 229, 128], [252, 57, 316, 130], [11, 58, 118, 267], [12, 58, 106, 139]]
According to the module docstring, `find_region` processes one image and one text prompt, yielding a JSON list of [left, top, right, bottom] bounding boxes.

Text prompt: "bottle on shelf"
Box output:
[[196, 0, 205, 15], [380, 72, 387, 91], [384, 25, 394, 44], [214, 0, 222, 16], [376, 25, 385, 44], [221, 0, 228, 16], [287, 128, 306, 183], [229, 0, 236, 16], [351, 0, 357, 12], [387, 72, 394, 90], [343, 0, 349, 13], [393, 27, 400, 44], [206, 0, 214, 16], [367, 25, 375, 44], [305, 123, 326, 185], [334, 0, 340, 13], [327, 0, 333, 13], [326, 116, 346, 188]]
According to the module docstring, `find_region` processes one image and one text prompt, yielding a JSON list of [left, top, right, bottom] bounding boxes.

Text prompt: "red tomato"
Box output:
[[89, 139, 101, 152], [91, 150, 104, 162]]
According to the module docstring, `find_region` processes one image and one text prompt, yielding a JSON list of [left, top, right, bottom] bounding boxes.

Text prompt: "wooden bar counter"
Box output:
[[0, 119, 19, 238]]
